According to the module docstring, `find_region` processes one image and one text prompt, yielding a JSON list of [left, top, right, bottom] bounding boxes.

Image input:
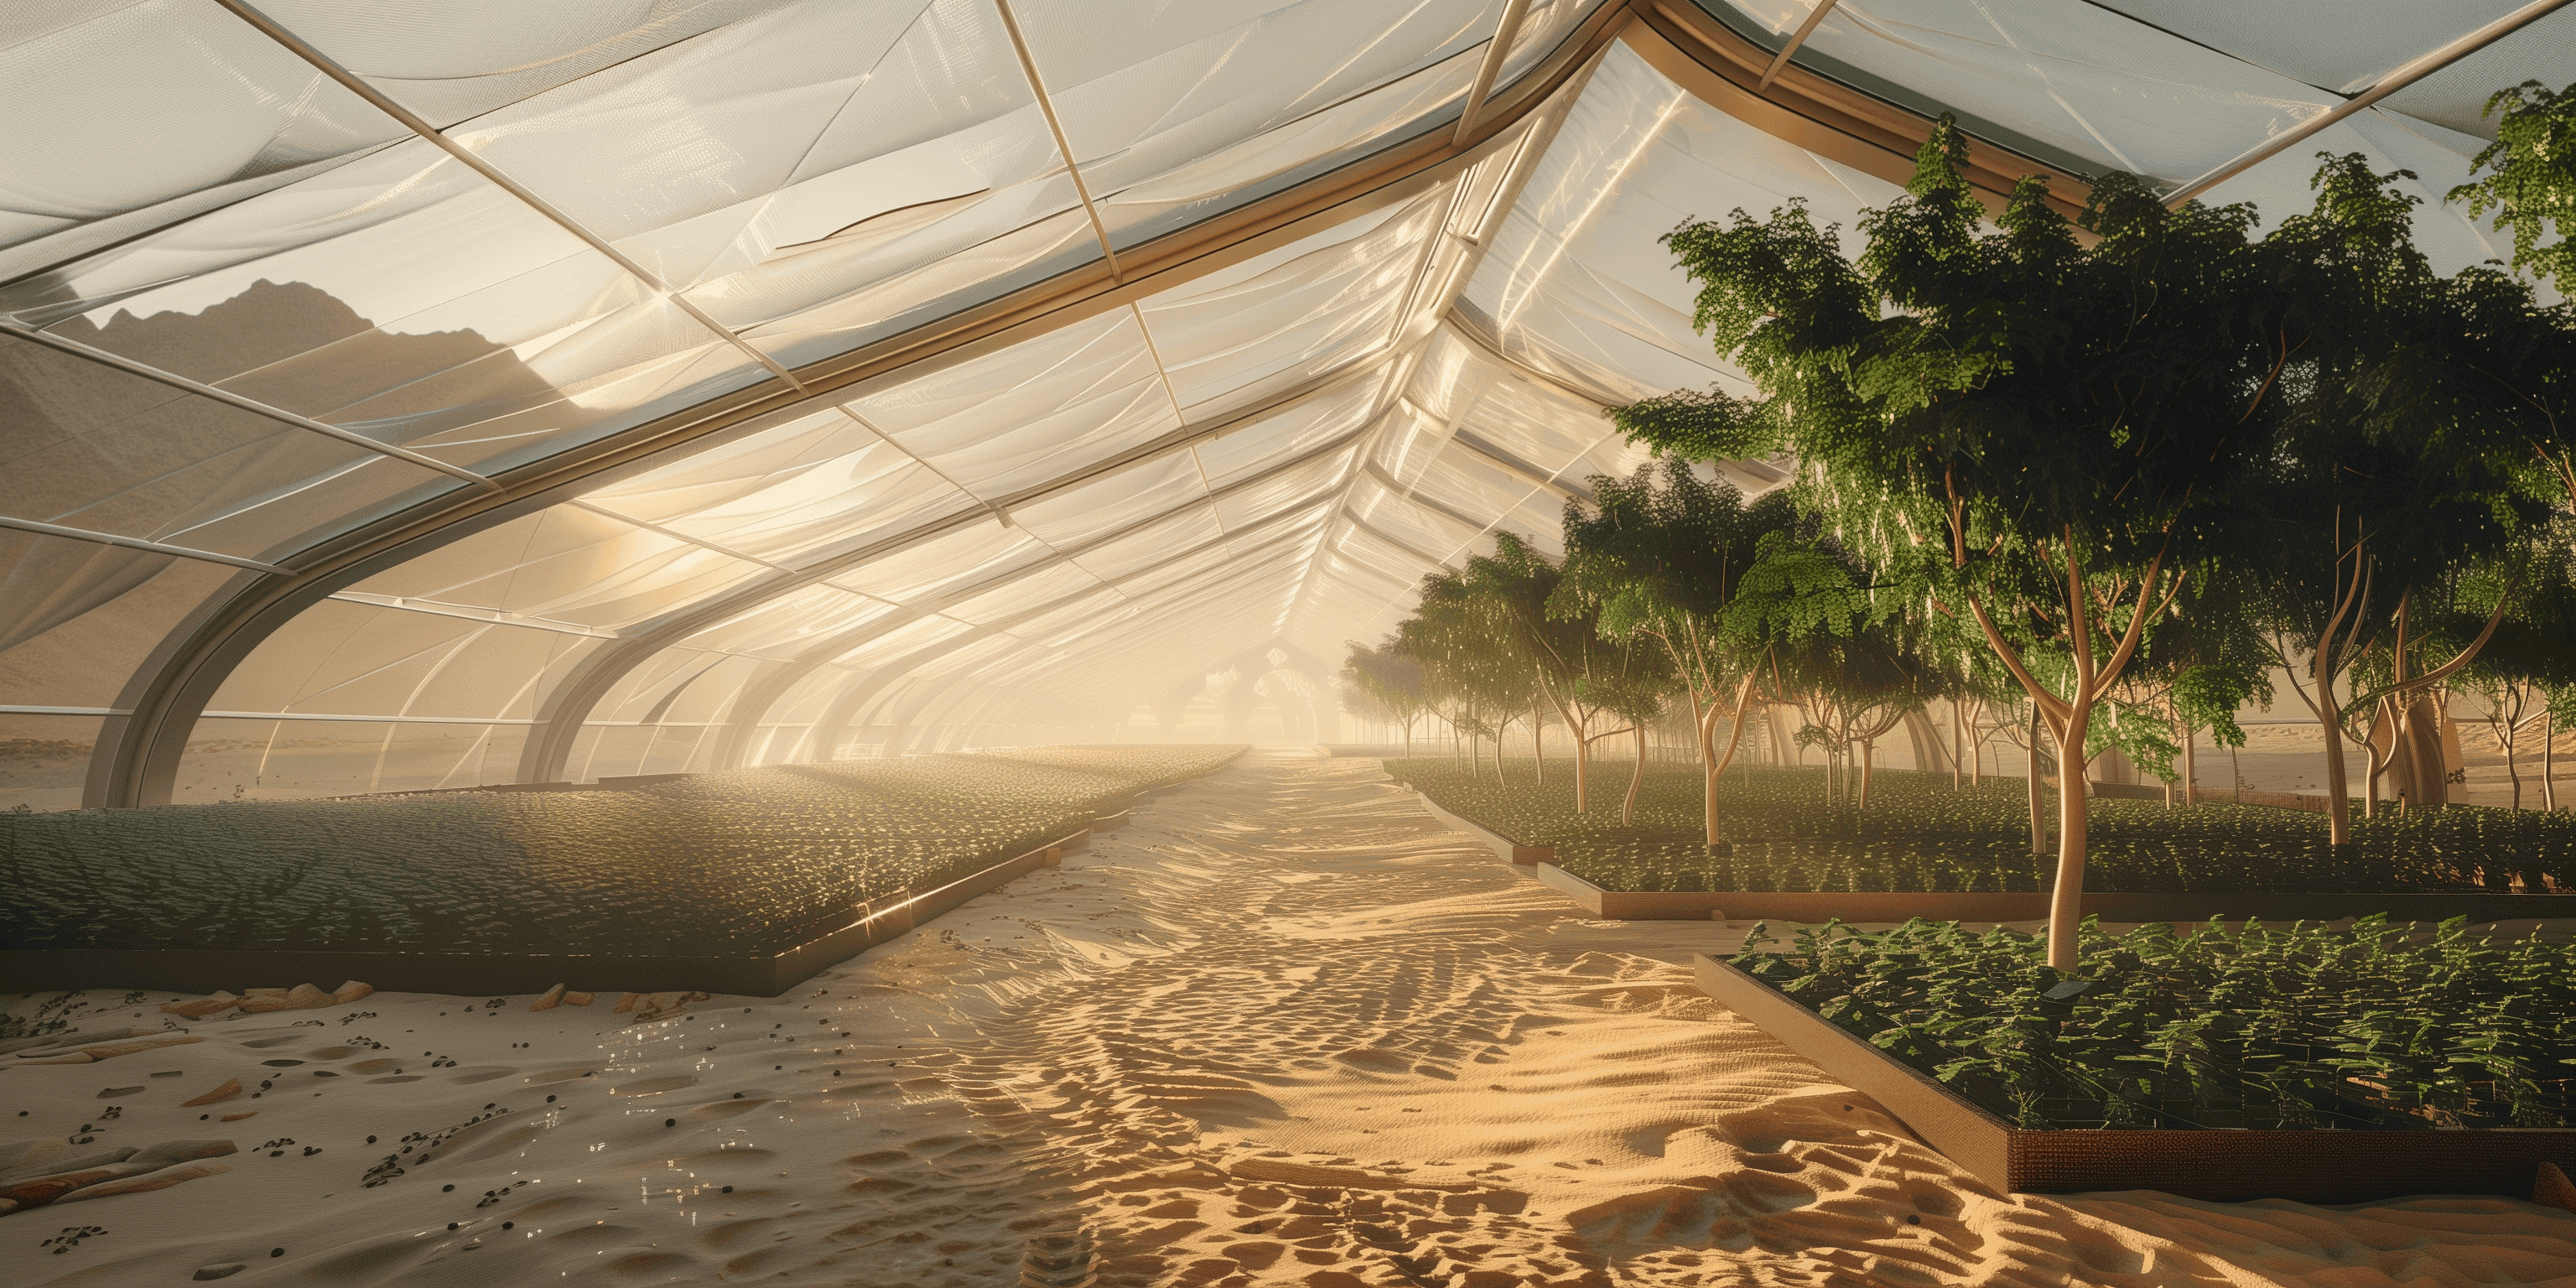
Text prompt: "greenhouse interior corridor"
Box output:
[[6, 0, 2576, 1284]]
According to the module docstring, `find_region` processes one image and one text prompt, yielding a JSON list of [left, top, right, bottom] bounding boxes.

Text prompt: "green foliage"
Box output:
[[1617, 117, 2295, 957], [1734, 916, 2576, 1130], [1338, 641, 1431, 731], [2449, 80, 2576, 288], [0, 745, 1243, 956], [1606, 385, 1779, 462], [1555, 458, 1792, 672], [1719, 531, 1867, 654], [1614, 116, 2576, 948], [2168, 661, 2260, 751], [1394, 758, 2576, 896]]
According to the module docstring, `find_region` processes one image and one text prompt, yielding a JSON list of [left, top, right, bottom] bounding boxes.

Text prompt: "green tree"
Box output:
[[2116, 580, 2269, 808], [1394, 573, 1497, 772], [1716, 527, 1927, 809], [2448, 80, 2576, 291], [1448, 532, 1667, 814], [1618, 120, 2270, 968], [2443, 79, 2576, 520], [2243, 156, 2565, 834], [2449, 526, 2576, 815], [1339, 641, 1431, 756], [1555, 459, 1797, 843]]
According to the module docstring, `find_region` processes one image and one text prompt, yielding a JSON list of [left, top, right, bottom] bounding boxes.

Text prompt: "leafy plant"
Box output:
[[0, 745, 1242, 957], [1396, 758, 2576, 895], [1732, 914, 2576, 1130]]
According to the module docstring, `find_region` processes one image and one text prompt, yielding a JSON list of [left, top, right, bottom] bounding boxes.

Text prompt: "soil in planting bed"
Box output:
[[1729, 915, 2576, 1133], [1391, 759, 2576, 895], [1, 746, 1241, 959]]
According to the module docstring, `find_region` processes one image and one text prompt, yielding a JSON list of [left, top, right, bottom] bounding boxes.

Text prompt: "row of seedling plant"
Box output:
[[1, 745, 1244, 956], [1392, 761, 2576, 894], [1732, 914, 2576, 1130]]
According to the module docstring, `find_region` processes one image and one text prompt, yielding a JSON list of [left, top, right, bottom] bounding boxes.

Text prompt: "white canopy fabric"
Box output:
[[0, 0, 2557, 805]]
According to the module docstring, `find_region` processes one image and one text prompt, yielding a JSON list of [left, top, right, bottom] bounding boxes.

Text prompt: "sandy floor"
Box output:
[[5, 750, 2572, 1286]]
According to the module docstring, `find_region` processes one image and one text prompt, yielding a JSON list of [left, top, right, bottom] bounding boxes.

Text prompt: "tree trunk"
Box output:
[[2318, 693, 2353, 845], [1532, 701, 1545, 787], [1951, 699, 1964, 790], [1701, 704, 1722, 846], [2392, 695, 2451, 812], [1624, 722, 1647, 825], [2547, 709, 2558, 812], [2047, 703, 2093, 972], [2027, 703, 2047, 856], [2179, 718, 2197, 806], [2362, 698, 2395, 818], [1572, 719, 1592, 813], [2503, 691, 2522, 810], [1857, 739, 1876, 809]]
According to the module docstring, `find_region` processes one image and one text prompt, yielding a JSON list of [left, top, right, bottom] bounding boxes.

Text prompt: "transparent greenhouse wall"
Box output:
[[41, 0, 2560, 813], [0, 713, 101, 813], [168, 716, 534, 802], [0, 527, 245, 811]]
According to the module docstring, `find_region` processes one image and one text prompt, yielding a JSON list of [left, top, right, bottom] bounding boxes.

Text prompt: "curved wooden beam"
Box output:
[[1626, 0, 2092, 219]]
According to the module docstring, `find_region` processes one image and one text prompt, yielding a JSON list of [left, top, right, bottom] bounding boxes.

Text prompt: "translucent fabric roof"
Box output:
[[2, 0, 2561, 807]]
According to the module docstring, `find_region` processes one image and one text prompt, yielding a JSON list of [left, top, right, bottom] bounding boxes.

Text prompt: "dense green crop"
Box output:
[[1734, 916, 2576, 1130], [1393, 759, 2576, 894], [0, 745, 1243, 957]]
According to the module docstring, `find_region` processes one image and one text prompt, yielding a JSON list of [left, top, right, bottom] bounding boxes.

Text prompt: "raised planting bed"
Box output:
[[1, 827, 1093, 999], [1391, 760, 2576, 898], [1410, 791, 1557, 866], [2, 745, 1241, 996], [1532, 862, 2572, 924], [1695, 917, 2576, 1202]]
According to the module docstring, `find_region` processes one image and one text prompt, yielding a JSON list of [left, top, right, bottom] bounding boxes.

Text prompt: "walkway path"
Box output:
[[787, 751, 2574, 1286]]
